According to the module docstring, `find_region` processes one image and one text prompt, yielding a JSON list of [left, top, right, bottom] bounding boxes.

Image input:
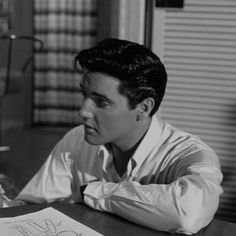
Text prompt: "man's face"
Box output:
[[78, 72, 140, 150]]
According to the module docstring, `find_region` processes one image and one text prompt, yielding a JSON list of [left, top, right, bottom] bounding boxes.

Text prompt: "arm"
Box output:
[[15, 138, 74, 204], [82, 152, 223, 234]]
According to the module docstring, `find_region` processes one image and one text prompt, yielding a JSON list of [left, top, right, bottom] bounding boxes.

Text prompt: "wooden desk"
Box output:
[[0, 203, 235, 236]]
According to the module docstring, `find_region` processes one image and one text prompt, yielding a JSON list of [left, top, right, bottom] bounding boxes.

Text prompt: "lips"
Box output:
[[84, 124, 96, 133]]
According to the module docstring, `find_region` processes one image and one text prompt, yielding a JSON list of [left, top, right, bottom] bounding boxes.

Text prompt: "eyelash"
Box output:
[[94, 98, 109, 108], [78, 89, 109, 108]]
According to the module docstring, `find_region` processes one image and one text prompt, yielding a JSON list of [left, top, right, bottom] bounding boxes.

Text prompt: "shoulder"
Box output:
[[64, 125, 85, 137], [61, 125, 85, 143], [52, 125, 86, 152], [160, 119, 209, 149], [159, 119, 219, 162], [57, 125, 100, 155]]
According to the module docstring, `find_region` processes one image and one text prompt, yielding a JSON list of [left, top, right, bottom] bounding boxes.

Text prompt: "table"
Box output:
[[0, 203, 235, 236]]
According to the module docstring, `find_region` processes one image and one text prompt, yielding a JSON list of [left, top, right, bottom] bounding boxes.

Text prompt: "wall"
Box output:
[[97, 0, 145, 44]]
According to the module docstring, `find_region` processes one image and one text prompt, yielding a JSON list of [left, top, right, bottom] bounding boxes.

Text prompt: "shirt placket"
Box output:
[[98, 146, 121, 182]]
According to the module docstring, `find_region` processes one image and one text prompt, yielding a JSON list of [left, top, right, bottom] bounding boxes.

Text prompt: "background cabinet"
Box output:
[[1, 0, 33, 129]]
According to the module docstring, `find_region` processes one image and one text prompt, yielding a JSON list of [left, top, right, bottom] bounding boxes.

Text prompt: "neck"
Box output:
[[110, 117, 151, 177], [113, 117, 152, 152]]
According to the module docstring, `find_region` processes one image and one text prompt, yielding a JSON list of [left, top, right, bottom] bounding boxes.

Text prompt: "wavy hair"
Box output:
[[74, 38, 167, 116]]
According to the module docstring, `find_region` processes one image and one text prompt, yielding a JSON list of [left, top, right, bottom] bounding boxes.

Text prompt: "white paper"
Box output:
[[0, 207, 103, 236]]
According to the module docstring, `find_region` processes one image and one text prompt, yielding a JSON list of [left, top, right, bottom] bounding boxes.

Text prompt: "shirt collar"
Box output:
[[127, 115, 163, 177], [97, 145, 110, 173]]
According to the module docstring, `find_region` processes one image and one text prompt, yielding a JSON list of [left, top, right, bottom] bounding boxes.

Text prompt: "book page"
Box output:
[[0, 207, 103, 236]]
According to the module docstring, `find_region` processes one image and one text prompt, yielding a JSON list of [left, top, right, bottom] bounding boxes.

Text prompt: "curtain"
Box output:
[[33, 0, 97, 126]]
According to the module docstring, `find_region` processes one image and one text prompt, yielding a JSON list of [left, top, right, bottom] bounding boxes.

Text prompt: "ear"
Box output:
[[136, 97, 155, 121]]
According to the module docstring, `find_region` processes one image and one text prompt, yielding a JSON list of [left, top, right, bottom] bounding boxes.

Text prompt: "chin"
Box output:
[[84, 133, 105, 146]]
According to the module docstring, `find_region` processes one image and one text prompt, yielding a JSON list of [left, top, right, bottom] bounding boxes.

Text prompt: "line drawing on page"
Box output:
[[0, 208, 103, 236], [8, 218, 80, 236]]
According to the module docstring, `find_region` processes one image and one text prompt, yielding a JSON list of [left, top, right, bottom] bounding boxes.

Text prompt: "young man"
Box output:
[[13, 38, 222, 234]]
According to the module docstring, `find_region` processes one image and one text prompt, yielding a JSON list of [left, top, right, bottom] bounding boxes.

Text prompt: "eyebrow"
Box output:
[[92, 92, 112, 102], [79, 83, 113, 103]]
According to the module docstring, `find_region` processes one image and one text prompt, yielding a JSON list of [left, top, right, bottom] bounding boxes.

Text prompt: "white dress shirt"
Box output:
[[16, 116, 223, 234]]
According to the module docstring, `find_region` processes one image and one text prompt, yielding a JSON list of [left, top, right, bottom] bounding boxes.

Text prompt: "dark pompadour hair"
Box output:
[[74, 38, 167, 116]]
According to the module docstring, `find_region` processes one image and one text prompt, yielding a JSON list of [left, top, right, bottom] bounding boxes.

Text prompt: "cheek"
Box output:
[[99, 111, 136, 132]]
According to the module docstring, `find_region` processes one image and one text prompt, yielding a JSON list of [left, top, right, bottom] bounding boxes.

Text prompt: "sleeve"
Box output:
[[15, 135, 75, 204], [83, 151, 223, 235]]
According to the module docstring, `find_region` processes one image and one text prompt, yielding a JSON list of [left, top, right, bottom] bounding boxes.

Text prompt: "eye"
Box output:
[[94, 98, 109, 108]]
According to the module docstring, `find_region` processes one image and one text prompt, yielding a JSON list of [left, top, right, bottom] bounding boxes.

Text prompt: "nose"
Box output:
[[79, 98, 94, 120]]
